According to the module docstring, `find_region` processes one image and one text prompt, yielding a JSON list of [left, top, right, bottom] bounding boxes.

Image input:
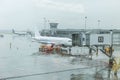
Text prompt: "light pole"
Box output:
[[43, 17, 47, 35], [108, 30, 113, 80], [98, 20, 100, 33], [83, 16, 87, 48], [85, 16, 87, 31], [44, 17, 47, 29], [98, 20, 100, 28]]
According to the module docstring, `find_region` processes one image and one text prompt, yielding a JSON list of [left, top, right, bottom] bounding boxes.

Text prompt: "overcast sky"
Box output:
[[0, 0, 120, 30]]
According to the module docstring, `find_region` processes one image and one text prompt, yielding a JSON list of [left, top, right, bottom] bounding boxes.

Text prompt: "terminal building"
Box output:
[[41, 23, 120, 46]]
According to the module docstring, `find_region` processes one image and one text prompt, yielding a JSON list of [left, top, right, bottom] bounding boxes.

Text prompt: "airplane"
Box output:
[[32, 30, 72, 47], [12, 29, 27, 36]]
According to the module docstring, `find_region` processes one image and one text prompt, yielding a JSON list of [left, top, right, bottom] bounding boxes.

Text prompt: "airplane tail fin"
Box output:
[[34, 30, 41, 37], [33, 27, 41, 37], [12, 29, 15, 33]]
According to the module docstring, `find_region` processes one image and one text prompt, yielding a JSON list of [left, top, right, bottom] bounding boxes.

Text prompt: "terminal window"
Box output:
[[98, 36, 104, 43]]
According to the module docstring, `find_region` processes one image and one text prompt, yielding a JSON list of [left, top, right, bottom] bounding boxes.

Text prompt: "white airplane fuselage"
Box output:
[[33, 36, 72, 47]]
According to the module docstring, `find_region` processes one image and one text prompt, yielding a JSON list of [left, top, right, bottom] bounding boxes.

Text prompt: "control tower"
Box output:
[[49, 23, 58, 29], [49, 23, 59, 36]]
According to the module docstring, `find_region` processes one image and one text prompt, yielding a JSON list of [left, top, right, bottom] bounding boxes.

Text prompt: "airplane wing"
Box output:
[[38, 41, 56, 44], [32, 39, 71, 47]]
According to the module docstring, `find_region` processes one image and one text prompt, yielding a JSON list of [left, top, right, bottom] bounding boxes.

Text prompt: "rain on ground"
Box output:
[[0, 33, 120, 80]]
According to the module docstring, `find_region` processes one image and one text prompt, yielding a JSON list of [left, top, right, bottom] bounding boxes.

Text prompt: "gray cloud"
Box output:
[[34, 0, 85, 13], [0, 0, 120, 30]]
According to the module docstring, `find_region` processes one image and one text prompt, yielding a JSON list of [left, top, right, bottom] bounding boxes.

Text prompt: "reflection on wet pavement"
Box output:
[[0, 34, 120, 80]]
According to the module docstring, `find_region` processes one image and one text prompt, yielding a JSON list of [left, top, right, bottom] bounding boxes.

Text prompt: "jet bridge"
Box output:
[[89, 33, 111, 46], [72, 31, 113, 57], [88, 33, 113, 59], [72, 30, 119, 79], [72, 32, 86, 47], [72, 32, 112, 46]]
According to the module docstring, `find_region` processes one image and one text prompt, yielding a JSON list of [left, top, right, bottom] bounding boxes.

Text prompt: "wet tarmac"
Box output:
[[0, 33, 120, 80]]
